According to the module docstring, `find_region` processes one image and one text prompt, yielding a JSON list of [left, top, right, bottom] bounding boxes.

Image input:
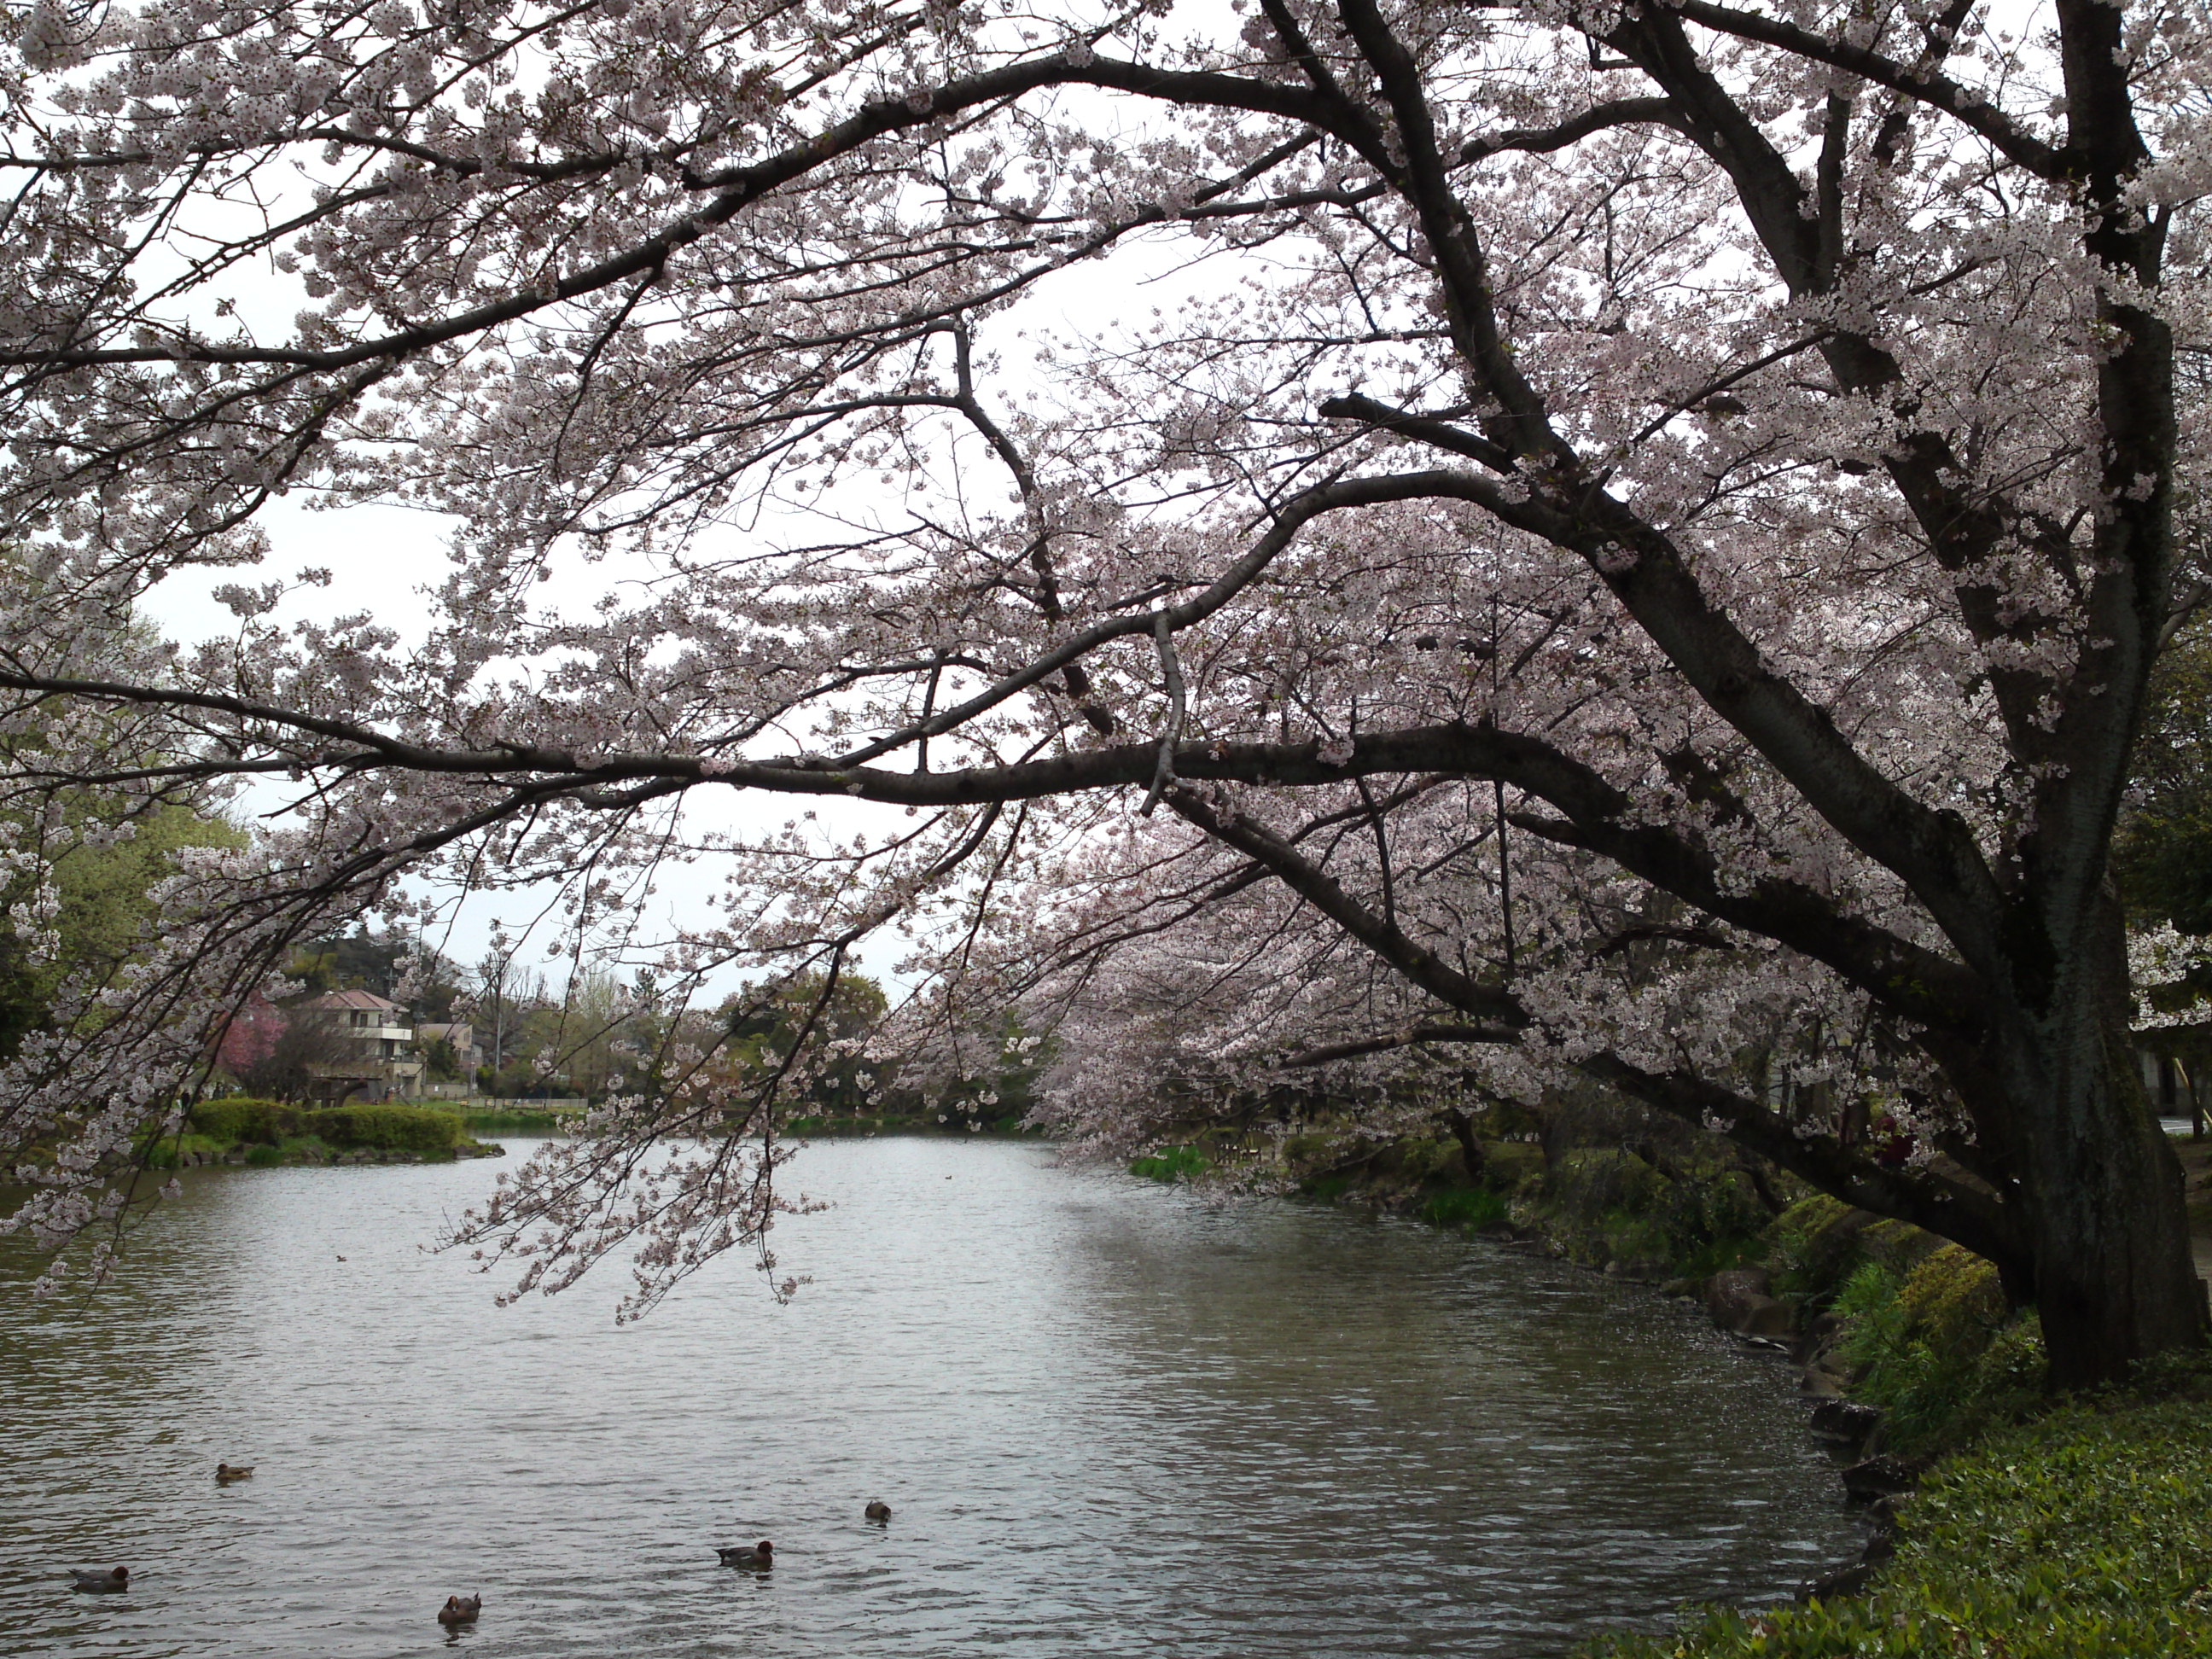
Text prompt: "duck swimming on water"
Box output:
[[216, 1463, 253, 1481], [718, 1540, 773, 1568], [437, 1594, 481, 1626], [71, 1567, 129, 1592], [864, 1499, 890, 1522]]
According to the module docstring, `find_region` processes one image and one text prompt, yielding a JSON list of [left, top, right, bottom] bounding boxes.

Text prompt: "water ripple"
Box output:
[[0, 1139, 1861, 1656]]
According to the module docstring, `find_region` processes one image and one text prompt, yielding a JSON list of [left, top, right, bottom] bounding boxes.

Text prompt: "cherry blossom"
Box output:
[[0, 0, 2204, 1382]]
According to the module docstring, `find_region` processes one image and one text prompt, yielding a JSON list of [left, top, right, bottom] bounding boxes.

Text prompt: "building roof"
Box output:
[[308, 988, 406, 1013]]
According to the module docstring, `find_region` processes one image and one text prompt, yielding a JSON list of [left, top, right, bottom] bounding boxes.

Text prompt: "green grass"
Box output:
[[1585, 1400, 2212, 1657], [1130, 1144, 1209, 1181], [143, 1132, 225, 1169], [1419, 1187, 1511, 1230], [455, 1108, 584, 1134]]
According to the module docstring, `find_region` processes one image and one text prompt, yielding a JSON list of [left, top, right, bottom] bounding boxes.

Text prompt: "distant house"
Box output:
[[415, 1022, 481, 1076], [303, 989, 423, 1102]]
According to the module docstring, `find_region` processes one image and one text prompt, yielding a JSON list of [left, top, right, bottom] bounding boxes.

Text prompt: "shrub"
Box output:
[[189, 1097, 300, 1144], [1767, 1195, 1941, 1309], [458, 1107, 579, 1135], [1584, 1400, 2212, 1657], [189, 1096, 464, 1154], [1480, 1141, 1546, 1192], [1899, 1244, 2009, 1360], [303, 1103, 463, 1152], [1524, 1149, 1771, 1272], [1829, 1257, 2040, 1456]]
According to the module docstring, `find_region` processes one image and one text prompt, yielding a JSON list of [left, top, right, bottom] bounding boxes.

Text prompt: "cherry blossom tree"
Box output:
[[0, 0, 2207, 1382]]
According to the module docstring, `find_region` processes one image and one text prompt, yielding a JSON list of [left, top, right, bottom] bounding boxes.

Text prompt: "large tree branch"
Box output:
[[1659, 0, 2062, 176], [1165, 783, 1528, 1025], [1583, 1053, 2029, 1273], [0, 53, 1344, 375], [1278, 1023, 1516, 1067], [0, 650, 1986, 1033]]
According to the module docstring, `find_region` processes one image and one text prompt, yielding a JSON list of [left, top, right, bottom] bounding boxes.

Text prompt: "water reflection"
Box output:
[[0, 1138, 1860, 1656]]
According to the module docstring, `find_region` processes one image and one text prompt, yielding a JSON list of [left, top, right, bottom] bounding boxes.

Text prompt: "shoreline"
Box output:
[[1209, 1132, 2212, 1657]]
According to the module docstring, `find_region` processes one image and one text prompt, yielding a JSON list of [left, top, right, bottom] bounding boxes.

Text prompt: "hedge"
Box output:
[[189, 1096, 463, 1153]]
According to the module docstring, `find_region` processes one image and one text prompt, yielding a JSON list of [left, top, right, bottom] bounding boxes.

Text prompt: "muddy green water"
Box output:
[[1, 1138, 1860, 1656]]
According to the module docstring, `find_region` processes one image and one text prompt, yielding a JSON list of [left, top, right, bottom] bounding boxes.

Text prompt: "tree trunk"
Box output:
[[1996, 951, 2209, 1389], [1443, 1106, 1486, 1186]]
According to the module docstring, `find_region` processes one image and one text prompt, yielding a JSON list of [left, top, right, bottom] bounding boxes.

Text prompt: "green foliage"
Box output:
[[0, 798, 244, 1059], [1765, 1193, 1854, 1284], [143, 1132, 225, 1169], [1585, 1401, 2212, 1657], [1830, 1256, 2043, 1457], [189, 1097, 297, 1144], [1480, 1141, 1546, 1193], [2118, 621, 2212, 934], [1419, 1186, 1511, 1230], [1130, 1144, 1208, 1181], [1899, 1244, 2011, 1359], [188, 1096, 462, 1153], [419, 1035, 462, 1081], [1527, 1148, 1773, 1272], [307, 1103, 462, 1151], [1766, 1195, 1941, 1308], [719, 971, 894, 1115]]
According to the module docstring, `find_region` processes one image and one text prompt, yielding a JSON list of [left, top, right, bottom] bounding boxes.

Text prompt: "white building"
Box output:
[[304, 989, 424, 1102]]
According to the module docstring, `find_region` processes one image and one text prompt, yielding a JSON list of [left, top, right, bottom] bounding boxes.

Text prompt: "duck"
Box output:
[[717, 1540, 773, 1568], [436, 1593, 481, 1626], [70, 1566, 129, 1592], [216, 1462, 253, 1481], [864, 1499, 891, 1523]]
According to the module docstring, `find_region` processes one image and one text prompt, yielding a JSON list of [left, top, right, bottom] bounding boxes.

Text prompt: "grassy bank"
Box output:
[[451, 1106, 585, 1135], [1586, 1396, 2212, 1657]]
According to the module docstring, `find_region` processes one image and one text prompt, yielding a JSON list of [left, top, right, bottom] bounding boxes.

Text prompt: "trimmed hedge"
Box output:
[[306, 1103, 462, 1151], [1586, 1400, 2212, 1657], [189, 1096, 299, 1144], [189, 1096, 463, 1153]]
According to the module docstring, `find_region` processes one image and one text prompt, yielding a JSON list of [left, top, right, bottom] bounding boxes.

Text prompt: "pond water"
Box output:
[[1, 1138, 1862, 1657]]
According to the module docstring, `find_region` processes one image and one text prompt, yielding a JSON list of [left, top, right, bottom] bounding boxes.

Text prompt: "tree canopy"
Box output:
[[0, 0, 2207, 1376]]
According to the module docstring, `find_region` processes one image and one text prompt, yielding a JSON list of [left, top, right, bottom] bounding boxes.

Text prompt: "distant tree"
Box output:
[[724, 973, 891, 1116], [293, 927, 465, 1016], [228, 1006, 354, 1103], [0, 796, 242, 1061], [212, 993, 285, 1081], [418, 1034, 463, 1084]]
